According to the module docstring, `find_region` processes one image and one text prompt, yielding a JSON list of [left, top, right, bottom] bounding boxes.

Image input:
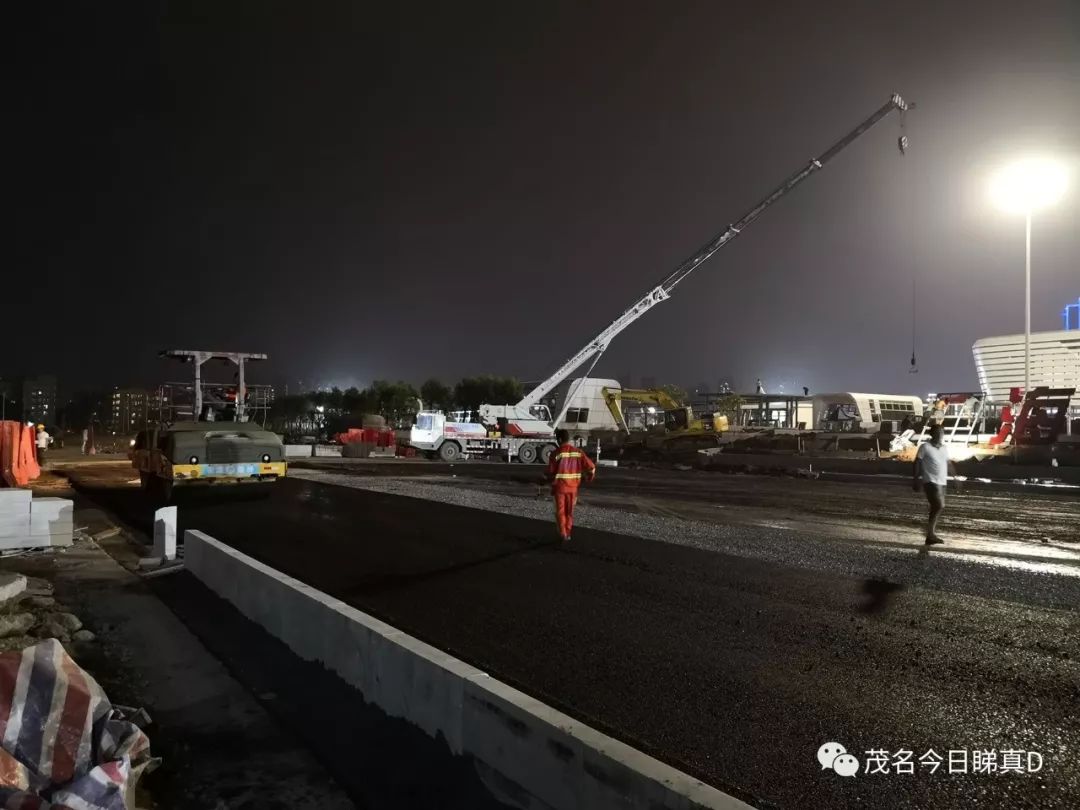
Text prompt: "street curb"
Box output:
[[184, 529, 753, 810]]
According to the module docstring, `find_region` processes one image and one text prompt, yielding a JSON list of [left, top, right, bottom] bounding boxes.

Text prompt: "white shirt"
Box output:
[[916, 441, 949, 486], [36, 431, 51, 449]]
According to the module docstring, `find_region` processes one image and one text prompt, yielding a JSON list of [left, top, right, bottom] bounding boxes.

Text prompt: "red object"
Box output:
[[1011, 387, 1075, 446], [989, 404, 1014, 446], [333, 427, 395, 447], [0, 422, 40, 488], [545, 442, 596, 493], [553, 491, 578, 539]]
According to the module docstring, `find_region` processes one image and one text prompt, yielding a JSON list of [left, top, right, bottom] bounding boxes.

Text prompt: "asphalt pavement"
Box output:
[[66, 463, 1080, 810]]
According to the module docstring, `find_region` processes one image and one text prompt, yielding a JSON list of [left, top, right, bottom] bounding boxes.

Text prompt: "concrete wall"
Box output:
[[184, 530, 749, 810], [284, 444, 313, 458]]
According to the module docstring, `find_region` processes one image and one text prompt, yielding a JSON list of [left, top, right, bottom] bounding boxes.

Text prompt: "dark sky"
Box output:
[[12, 1, 1079, 397]]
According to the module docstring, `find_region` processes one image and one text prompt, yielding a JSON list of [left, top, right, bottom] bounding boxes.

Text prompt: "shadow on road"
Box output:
[[151, 571, 514, 810], [857, 578, 905, 614], [348, 538, 562, 597]]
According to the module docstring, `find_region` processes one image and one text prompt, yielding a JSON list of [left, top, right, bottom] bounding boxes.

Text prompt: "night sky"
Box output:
[[13, 1, 1079, 397]]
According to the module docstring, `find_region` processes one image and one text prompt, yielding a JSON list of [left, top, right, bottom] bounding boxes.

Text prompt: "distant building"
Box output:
[[110, 387, 154, 433], [972, 329, 1080, 410], [22, 375, 57, 425]]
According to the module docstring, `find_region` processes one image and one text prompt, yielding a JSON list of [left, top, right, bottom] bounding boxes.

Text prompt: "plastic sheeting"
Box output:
[[0, 639, 155, 809], [0, 424, 39, 488]]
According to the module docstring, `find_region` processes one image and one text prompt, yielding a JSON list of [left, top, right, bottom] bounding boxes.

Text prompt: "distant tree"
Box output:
[[367, 380, 420, 426], [342, 386, 364, 412], [420, 379, 453, 411], [711, 393, 743, 415], [269, 394, 313, 437], [658, 383, 688, 404], [453, 376, 523, 411], [326, 387, 344, 413]]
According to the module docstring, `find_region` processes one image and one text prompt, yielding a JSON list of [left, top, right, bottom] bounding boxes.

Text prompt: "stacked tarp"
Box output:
[[0, 639, 156, 809], [0, 423, 40, 488]]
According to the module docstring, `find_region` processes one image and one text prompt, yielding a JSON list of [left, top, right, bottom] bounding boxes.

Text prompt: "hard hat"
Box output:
[[36, 424, 45, 430]]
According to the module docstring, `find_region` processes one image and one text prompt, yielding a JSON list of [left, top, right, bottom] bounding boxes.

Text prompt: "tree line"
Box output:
[[268, 375, 523, 438]]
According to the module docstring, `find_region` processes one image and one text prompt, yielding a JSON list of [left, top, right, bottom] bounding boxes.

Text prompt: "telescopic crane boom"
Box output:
[[479, 93, 912, 431]]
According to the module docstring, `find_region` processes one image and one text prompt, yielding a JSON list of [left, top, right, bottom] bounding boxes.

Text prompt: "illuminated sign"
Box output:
[[1065, 297, 1080, 331]]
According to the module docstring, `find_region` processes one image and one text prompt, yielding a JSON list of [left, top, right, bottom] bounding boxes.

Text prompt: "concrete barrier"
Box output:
[[284, 444, 313, 458], [184, 530, 750, 810]]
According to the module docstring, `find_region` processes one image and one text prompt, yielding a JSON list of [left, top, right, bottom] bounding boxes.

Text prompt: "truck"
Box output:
[[411, 93, 914, 462]]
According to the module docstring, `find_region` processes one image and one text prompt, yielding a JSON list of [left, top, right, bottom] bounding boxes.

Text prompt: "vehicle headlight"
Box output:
[[262, 453, 271, 463], [129, 439, 136, 447], [189, 455, 199, 464]]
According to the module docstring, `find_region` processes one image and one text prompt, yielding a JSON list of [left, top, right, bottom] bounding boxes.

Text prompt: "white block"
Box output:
[[0, 573, 27, 603], [0, 517, 30, 538], [0, 490, 31, 510], [0, 531, 72, 551], [153, 506, 177, 561]]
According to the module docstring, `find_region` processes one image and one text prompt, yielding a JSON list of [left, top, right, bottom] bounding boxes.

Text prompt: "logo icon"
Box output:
[[818, 742, 859, 777]]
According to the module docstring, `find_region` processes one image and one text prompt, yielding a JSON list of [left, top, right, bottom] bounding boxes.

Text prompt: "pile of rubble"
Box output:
[[0, 571, 95, 652]]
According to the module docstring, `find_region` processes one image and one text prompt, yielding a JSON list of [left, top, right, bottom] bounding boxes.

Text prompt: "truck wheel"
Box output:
[[538, 444, 556, 465], [438, 442, 462, 462], [518, 443, 538, 464]]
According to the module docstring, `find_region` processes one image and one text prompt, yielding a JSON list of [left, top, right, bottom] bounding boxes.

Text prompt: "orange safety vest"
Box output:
[[546, 443, 596, 491]]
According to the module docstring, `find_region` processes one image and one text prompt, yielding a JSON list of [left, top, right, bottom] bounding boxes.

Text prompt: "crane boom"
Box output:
[[506, 93, 911, 425]]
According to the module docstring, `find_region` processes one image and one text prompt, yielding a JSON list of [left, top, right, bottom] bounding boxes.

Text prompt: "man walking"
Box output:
[[913, 424, 956, 545], [545, 429, 596, 542]]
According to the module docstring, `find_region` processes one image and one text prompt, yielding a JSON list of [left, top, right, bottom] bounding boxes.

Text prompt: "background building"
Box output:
[[110, 387, 155, 433], [972, 329, 1080, 410], [22, 375, 57, 425]]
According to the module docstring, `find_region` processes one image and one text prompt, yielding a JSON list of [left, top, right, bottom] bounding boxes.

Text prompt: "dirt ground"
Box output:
[[285, 458, 1080, 554]]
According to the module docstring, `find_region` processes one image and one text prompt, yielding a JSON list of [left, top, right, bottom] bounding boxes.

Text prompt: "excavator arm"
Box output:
[[603, 387, 686, 434]]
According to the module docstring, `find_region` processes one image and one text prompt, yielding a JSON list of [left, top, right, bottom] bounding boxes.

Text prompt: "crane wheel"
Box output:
[[517, 443, 538, 464], [438, 441, 462, 462], [538, 444, 556, 465]]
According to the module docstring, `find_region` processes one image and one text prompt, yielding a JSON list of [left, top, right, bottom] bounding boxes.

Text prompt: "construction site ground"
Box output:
[[56, 458, 1080, 809], [3, 477, 367, 810]]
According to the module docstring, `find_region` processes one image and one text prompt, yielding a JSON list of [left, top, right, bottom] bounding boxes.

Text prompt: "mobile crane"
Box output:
[[411, 93, 913, 462]]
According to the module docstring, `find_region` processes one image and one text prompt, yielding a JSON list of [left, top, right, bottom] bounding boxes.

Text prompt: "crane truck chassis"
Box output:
[[411, 411, 558, 463]]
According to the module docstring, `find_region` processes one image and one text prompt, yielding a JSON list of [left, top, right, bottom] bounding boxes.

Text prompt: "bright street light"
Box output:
[[988, 157, 1068, 393], [989, 157, 1068, 214]]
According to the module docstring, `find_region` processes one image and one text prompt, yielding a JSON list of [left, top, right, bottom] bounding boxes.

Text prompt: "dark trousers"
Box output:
[[924, 483, 945, 536]]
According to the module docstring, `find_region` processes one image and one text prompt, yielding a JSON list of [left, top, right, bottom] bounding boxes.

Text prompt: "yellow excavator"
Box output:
[[601, 387, 730, 452]]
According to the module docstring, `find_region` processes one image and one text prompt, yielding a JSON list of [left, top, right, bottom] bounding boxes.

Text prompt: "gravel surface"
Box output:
[[292, 470, 1080, 610]]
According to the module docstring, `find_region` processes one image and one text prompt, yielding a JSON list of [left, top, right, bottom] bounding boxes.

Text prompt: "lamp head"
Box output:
[[989, 157, 1068, 214]]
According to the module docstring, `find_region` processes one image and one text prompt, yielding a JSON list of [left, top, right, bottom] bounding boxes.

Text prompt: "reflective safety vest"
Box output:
[[546, 443, 596, 491]]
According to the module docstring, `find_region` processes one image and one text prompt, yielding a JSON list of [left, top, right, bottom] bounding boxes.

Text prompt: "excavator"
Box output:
[[412, 93, 913, 461], [602, 386, 729, 436]]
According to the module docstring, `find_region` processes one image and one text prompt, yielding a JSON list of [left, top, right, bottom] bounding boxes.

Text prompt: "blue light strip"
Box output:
[[1065, 297, 1080, 331]]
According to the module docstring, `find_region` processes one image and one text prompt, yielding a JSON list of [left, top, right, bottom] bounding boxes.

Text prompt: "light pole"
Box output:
[[989, 157, 1068, 393]]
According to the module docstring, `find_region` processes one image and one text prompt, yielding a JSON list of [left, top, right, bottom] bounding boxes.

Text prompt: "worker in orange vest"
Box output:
[[544, 429, 596, 542]]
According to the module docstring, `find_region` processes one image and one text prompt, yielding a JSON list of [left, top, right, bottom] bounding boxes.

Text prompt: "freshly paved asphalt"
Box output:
[[73, 470, 1080, 809]]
